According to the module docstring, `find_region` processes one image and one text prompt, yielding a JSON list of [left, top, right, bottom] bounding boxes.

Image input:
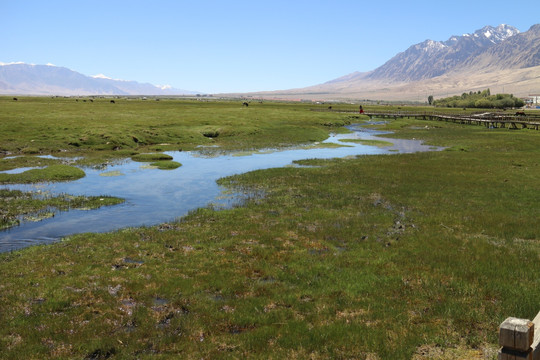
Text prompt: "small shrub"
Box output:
[[202, 130, 220, 138]]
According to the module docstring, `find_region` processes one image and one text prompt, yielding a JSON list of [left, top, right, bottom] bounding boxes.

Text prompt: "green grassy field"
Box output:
[[0, 97, 352, 158], [0, 98, 539, 359]]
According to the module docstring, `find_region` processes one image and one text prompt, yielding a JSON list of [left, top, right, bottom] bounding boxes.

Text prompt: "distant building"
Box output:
[[528, 94, 540, 105]]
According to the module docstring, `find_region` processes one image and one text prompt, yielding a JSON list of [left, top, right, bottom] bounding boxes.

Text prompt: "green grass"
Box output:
[[0, 164, 85, 183], [131, 153, 174, 162], [339, 138, 394, 147], [150, 160, 182, 170], [0, 156, 61, 171], [130, 153, 181, 169], [0, 97, 354, 162], [0, 99, 539, 359]]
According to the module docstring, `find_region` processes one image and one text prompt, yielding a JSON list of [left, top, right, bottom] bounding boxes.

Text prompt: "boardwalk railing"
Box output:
[[311, 108, 540, 130], [362, 111, 540, 130], [499, 312, 540, 359]]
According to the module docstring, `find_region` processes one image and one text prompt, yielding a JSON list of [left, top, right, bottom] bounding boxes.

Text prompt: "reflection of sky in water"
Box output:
[[0, 166, 46, 174], [0, 124, 442, 252]]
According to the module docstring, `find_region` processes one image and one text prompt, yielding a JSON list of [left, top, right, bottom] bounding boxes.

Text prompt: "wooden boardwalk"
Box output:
[[363, 111, 540, 130], [312, 108, 540, 130]]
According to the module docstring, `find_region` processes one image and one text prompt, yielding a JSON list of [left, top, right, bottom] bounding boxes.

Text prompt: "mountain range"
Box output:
[[364, 24, 520, 82], [2, 23, 539, 100], [251, 24, 540, 101], [0, 63, 197, 96]]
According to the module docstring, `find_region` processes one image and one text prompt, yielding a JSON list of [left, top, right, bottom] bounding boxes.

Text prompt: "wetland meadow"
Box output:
[[1, 97, 539, 359]]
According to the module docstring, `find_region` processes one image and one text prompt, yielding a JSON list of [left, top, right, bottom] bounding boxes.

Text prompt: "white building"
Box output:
[[528, 94, 540, 105]]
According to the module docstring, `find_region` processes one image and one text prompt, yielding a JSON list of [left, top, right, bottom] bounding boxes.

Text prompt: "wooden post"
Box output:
[[499, 312, 540, 360]]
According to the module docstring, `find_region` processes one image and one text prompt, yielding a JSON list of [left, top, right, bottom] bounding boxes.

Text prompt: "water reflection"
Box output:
[[0, 124, 442, 252]]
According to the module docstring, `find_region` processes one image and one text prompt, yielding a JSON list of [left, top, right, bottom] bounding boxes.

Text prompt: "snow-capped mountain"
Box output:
[[462, 24, 540, 70], [0, 63, 197, 96], [364, 24, 520, 82], [253, 23, 539, 101]]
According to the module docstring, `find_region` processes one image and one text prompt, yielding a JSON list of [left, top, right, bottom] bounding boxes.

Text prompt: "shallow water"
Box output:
[[0, 124, 441, 252]]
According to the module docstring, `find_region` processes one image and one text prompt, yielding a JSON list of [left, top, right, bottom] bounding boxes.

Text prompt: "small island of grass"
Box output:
[[0, 164, 85, 184], [131, 153, 173, 162], [149, 160, 182, 170], [130, 153, 181, 169], [339, 138, 394, 147], [0, 189, 124, 230]]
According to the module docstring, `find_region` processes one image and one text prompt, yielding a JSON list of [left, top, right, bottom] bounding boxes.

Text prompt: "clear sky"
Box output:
[[1, 0, 538, 93]]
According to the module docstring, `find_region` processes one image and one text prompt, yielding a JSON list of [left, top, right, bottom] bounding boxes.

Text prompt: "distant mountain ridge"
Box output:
[[250, 23, 540, 101], [0, 63, 197, 96], [462, 24, 540, 71], [364, 24, 520, 82]]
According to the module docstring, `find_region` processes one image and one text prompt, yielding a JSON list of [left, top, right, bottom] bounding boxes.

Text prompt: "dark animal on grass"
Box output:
[[515, 111, 526, 116], [328, 106, 332, 110], [242, 102, 249, 107], [110, 100, 115, 104], [13, 97, 18, 101]]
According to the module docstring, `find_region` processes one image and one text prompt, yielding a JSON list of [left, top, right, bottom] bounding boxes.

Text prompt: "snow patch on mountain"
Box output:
[[92, 73, 113, 80]]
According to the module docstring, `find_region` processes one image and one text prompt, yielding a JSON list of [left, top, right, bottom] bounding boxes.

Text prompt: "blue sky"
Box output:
[[1, 0, 538, 93]]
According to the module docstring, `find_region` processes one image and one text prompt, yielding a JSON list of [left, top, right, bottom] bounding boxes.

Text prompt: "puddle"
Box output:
[[0, 124, 443, 252], [153, 297, 169, 306], [123, 257, 144, 265], [258, 277, 277, 284]]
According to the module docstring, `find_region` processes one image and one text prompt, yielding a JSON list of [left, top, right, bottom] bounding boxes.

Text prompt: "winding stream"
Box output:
[[0, 124, 441, 252]]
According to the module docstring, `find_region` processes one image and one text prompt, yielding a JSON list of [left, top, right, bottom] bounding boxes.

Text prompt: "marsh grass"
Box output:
[[0, 100, 539, 358], [99, 170, 125, 177], [130, 153, 181, 169], [339, 138, 394, 147], [0, 97, 352, 162], [0, 164, 85, 183], [0, 155, 61, 171], [0, 189, 124, 230], [131, 153, 174, 162], [149, 160, 182, 170]]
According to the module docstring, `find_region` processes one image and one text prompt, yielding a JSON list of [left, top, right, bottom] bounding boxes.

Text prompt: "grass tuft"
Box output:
[[149, 160, 182, 170], [131, 153, 174, 162]]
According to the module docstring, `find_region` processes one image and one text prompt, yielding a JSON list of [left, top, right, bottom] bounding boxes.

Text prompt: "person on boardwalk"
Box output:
[[359, 105, 364, 114]]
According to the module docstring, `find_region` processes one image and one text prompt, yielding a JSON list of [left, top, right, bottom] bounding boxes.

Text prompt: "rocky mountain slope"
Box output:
[[461, 24, 540, 71], [364, 24, 520, 82], [249, 24, 540, 101]]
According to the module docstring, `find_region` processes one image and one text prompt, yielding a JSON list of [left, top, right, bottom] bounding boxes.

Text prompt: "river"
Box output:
[[0, 124, 441, 252]]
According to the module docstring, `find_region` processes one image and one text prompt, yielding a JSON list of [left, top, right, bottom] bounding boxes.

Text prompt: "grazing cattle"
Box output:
[[515, 111, 526, 116], [242, 102, 249, 107], [328, 106, 332, 110], [13, 97, 18, 101], [110, 100, 115, 104]]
